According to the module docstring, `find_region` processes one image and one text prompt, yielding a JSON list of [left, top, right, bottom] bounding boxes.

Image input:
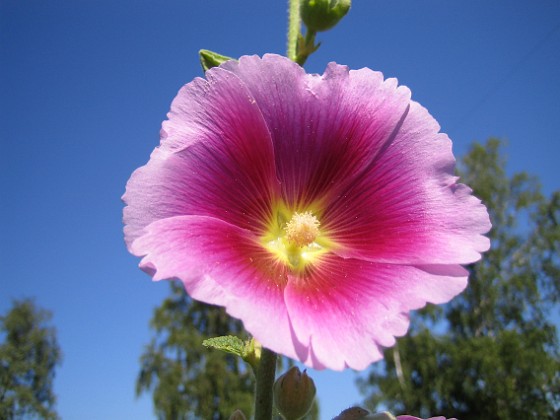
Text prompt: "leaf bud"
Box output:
[[273, 366, 316, 420], [300, 0, 351, 32]]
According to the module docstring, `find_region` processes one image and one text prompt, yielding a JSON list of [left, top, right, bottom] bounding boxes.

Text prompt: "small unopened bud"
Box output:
[[273, 366, 316, 420], [365, 412, 397, 420], [228, 409, 247, 420], [333, 407, 371, 420], [334, 408, 398, 420], [301, 0, 351, 32]]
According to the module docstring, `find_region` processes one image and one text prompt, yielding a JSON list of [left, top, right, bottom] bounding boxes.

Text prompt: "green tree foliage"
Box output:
[[0, 299, 62, 420], [359, 139, 560, 420], [137, 282, 255, 419]]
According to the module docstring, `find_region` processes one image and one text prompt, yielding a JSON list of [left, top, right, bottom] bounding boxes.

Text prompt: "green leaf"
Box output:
[[199, 49, 234, 72], [202, 335, 246, 357]]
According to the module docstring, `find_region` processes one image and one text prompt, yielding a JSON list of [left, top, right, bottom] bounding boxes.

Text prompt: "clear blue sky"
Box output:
[[1, 1, 559, 419]]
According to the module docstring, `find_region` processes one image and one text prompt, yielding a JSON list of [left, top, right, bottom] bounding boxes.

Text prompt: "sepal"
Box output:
[[199, 49, 235, 71]]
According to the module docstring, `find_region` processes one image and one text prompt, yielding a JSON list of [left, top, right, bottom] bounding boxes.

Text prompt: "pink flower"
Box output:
[[123, 54, 490, 370]]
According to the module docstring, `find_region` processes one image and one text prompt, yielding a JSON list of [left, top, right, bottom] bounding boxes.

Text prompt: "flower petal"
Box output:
[[123, 55, 492, 371], [284, 256, 468, 370], [324, 100, 490, 265], [130, 215, 301, 360], [222, 55, 411, 209], [123, 66, 279, 246]]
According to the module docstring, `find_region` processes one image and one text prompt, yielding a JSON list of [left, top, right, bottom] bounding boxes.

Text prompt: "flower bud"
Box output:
[[228, 409, 247, 420], [334, 407, 397, 420], [301, 0, 351, 32], [367, 412, 397, 420], [273, 366, 316, 420], [333, 407, 371, 420]]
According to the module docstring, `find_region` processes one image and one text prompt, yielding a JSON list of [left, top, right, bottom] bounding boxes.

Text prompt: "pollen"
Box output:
[[285, 211, 320, 247]]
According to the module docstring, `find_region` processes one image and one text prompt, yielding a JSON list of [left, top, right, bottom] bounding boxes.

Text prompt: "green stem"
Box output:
[[254, 347, 278, 420], [287, 0, 301, 61], [295, 28, 317, 66]]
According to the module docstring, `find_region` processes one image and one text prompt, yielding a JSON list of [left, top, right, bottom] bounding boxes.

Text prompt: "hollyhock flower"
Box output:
[[123, 54, 490, 370]]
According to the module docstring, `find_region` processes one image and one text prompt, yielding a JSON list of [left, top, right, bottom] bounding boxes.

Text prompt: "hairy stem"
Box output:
[[287, 0, 301, 61], [254, 347, 278, 420]]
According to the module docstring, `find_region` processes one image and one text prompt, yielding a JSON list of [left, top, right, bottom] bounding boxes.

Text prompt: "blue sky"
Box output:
[[1, 1, 559, 419]]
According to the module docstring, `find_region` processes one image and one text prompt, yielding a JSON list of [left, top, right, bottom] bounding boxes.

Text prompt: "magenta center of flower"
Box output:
[[284, 211, 320, 247]]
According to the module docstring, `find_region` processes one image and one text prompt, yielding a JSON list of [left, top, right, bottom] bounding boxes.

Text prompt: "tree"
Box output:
[[359, 139, 560, 419], [137, 282, 255, 419], [0, 299, 62, 420]]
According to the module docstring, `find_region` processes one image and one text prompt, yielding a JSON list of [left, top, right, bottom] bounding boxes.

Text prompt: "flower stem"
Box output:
[[254, 347, 278, 420], [287, 0, 301, 61], [295, 28, 317, 66]]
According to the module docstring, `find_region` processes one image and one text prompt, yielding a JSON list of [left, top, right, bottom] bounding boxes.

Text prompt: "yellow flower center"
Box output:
[[284, 212, 320, 247], [261, 206, 334, 273]]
